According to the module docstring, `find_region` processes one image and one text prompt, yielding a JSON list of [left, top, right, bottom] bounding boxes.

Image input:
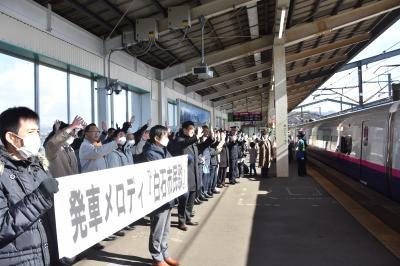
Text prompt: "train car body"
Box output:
[[291, 101, 400, 202]]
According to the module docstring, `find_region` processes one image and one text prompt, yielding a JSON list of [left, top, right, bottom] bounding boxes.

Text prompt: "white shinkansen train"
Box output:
[[291, 101, 400, 203]]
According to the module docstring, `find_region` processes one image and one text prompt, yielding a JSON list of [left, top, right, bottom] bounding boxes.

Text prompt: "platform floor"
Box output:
[[74, 162, 400, 266]]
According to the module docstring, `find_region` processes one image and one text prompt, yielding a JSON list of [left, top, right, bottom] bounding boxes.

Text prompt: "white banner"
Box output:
[[54, 155, 188, 258]]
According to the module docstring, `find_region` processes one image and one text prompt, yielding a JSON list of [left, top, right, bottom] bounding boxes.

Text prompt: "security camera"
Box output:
[[113, 82, 122, 94]]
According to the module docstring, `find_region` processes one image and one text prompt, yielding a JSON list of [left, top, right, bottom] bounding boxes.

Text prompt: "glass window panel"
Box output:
[[108, 95, 112, 127], [94, 82, 98, 125], [174, 104, 178, 126], [70, 74, 91, 124], [0, 53, 34, 113], [127, 91, 132, 120], [39, 65, 67, 135], [113, 91, 127, 128], [168, 102, 174, 126]]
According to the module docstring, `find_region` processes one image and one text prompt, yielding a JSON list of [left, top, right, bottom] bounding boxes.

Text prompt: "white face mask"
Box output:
[[127, 139, 135, 146], [118, 136, 127, 146], [159, 137, 169, 147], [65, 136, 75, 145], [13, 134, 41, 159]]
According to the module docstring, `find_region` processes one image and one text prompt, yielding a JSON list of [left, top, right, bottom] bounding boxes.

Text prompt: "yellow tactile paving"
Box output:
[[308, 167, 400, 259]]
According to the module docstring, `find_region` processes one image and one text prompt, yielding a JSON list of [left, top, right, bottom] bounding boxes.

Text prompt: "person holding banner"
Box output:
[[0, 107, 59, 266], [143, 125, 180, 266]]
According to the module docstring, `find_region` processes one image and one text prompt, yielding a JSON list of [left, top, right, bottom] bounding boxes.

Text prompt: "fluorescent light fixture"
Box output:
[[278, 8, 286, 39]]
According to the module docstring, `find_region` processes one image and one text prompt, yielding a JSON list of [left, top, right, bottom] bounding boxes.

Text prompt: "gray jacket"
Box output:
[[79, 139, 117, 173], [106, 148, 130, 168]]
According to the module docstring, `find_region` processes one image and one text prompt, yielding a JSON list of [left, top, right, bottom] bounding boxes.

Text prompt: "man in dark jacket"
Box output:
[[227, 133, 240, 184], [0, 107, 59, 266], [143, 125, 179, 266], [168, 121, 212, 231], [217, 132, 230, 187]]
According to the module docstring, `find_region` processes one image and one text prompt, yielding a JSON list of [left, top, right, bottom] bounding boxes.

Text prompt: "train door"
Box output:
[[390, 109, 400, 201], [360, 120, 388, 194]]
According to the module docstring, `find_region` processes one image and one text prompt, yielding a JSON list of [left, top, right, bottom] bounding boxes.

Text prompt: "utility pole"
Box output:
[[388, 73, 392, 98], [358, 64, 364, 107]]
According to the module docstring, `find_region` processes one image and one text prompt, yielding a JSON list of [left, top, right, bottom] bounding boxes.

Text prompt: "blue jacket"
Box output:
[[143, 142, 175, 208]]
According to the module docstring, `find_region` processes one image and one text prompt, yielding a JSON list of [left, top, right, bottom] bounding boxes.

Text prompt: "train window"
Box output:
[[393, 113, 400, 174], [363, 126, 369, 146], [0, 53, 34, 113], [339, 135, 352, 154]]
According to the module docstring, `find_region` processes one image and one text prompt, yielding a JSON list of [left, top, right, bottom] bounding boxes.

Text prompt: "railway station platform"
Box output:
[[73, 162, 400, 266]]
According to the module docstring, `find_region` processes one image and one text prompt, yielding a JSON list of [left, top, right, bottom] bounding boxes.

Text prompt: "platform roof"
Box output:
[[34, 0, 400, 113]]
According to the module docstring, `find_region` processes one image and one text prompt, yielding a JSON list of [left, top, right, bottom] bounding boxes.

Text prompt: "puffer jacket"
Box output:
[[0, 146, 54, 265]]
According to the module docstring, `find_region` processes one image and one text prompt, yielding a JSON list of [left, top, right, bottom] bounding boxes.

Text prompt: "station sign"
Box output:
[[228, 112, 262, 121]]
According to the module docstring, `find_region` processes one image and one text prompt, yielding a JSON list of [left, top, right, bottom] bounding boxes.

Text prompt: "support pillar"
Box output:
[[268, 89, 275, 127], [273, 42, 289, 177], [97, 77, 109, 127], [159, 81, 167, 126]]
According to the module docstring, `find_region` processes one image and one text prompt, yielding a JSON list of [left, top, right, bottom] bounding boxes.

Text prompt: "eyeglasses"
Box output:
[[87, 130, 101, 134]]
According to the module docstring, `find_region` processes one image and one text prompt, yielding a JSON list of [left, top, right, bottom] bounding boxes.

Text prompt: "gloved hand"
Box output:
[[39, 178, 59, 196]]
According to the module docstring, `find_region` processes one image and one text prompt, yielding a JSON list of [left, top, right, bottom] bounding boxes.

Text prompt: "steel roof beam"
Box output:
[[204, 78, 270, 101], [157, 0, 259, 35], [162, 0, 398, 80], [186, 62, 271, 94], [213, 88, 268, 107], [185, 33, 367, 94], [204, 55, 344, 101], [64, 0, 115, 32]]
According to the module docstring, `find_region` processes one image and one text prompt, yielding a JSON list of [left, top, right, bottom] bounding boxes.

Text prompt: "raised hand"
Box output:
[[130, 115, 135, 123], [101, 121, 108, 132], [54, 120, 61, 131], [70, 116, 85, 130], [196, 126, 203, 138]]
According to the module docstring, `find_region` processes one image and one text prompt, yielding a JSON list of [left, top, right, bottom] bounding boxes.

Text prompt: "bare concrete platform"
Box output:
[[73, 163, 399, 266]]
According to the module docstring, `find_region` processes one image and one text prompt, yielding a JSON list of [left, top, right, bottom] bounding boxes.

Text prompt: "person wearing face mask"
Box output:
[[79, 123, 118, 173], [0, 107, 59, 266], [122, 127, 135, 165], [143, 125, 180, 266], [44, 116, 85, 178], [105, 129, 129, 168]]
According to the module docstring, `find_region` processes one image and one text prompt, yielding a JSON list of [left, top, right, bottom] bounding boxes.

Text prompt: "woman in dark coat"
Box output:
[[143, 125, 180, 266]]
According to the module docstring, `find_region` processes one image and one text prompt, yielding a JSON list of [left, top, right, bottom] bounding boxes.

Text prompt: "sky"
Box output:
[[293, 18, 400, 116]]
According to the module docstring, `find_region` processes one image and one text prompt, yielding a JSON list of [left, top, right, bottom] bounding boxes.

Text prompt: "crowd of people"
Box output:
[[0, 106, 277, 266]]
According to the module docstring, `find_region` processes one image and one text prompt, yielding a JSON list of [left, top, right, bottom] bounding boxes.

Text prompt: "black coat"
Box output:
[[219, 144, 230, 168], [168, 133, 213, 192], [168, 133, 198, 192], [228, 141, 240, 178], [143, 142, 175, 209], [0, 146, 54, 266]]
